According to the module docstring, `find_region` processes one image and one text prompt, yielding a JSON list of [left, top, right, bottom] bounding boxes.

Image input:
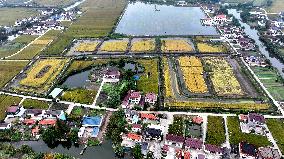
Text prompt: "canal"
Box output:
[[228, 9, 284, 78]]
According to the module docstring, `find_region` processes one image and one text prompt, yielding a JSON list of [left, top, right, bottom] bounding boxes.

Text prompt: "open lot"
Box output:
[[253, 67, 284, 101], [0, 8, 38, 26], [227, 116, 271, 147], [0, 61, 28, 88], [0, 95, 22, 120]]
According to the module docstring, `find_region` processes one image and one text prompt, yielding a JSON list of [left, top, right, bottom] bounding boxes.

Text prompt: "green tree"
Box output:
[[132, 144, 143, 159], [42, 126, 59, 148]]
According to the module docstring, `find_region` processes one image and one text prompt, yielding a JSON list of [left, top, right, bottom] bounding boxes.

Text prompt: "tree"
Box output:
[[132, 144, 143, 159], [42, 126, 59, 148], [113, 144, 124, 158]]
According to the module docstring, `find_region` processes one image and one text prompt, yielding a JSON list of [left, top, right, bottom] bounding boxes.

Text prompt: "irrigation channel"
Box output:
[[228, 9, 284, 78]]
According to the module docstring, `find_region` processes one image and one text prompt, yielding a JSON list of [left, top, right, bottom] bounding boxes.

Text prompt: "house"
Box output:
[[145, 93, 157, 105], [23, 119, 36, 125], [239, 114, 249, 123], [25, 109, 44, 119], [6, 105, 24, 117], [31, 126, 40, 137], [248, 113, 265, 124], [121, 90, 143, 109], [49, 88, 63, 99], [103, 68, 120, 83], [0, 123, 11, 130], [258, 147, 281, 159], [205, 144, 222, 154], [185, 138, 202, 150], [140, 113, 157, 121], [192, 116, 203, 125], [124, 133, 142, 142], [165, 134, 185, 148], [39, 119, 57, 126], [239, 142, 257, 159], [82, 116, 103, 127], [144, 127, 163, 140], [45, 110, 65, 120], [132, 124, 142, 132], [129, 91, 142, 105]]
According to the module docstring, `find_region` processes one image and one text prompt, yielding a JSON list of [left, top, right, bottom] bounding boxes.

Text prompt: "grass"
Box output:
[[0, 8, 38, 26], [0, 61, 28, 88], [43, 0, 126, 55], [228, 116, 271, 147], [21, 99, 50, 109], [266, 0, 284, 13], [33, 0, 78, 7], [61, 89, 97, 104], [197, 42, 227, 53], [266, 119, 284, 153], [0, 35, 38, 59], [8, 30, 60, 60], [206, 116, 226, 146], [0, 95, 22, 120], [253, 67, 284, 101], [137, 59, 159, 94], [165, 101, 269, 110]]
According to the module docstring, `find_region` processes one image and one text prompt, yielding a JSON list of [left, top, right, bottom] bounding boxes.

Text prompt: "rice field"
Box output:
[[161, 39, 194, 53], [130, 39, 155, 52], [197, 42, 227, 53], [100, 39, 128, 52]]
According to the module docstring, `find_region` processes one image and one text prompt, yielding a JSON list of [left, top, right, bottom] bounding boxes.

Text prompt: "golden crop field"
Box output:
[[178, 56, 208, 93], [20, 59, 68, 88], [100, 40, 128, 52], [165, 101, 269, 110], [131, 39, 155, 52], [204, 57, 243, 96], [197, 43, 227, 53], [75, 42, 100, 52], [32, 39, 53, 45], [162, 57, 173, 98], [161, 39, 193, 52]]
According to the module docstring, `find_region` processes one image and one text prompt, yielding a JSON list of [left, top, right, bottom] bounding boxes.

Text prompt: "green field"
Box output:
[[0, 61, 28, 88], [0, 35, 38, 59], [206, 116, 226, 146], [267, 119, 284, 153], [253, 67, 284, 101], [0, 95, 22, 120], [0, 8, 38, 26], [33, 0, 79, 7], [266, 0, 284, 13], [61, 89, 97, 105], [43, 0, 126, 55], [22, 99, 50, 109], [227, 116, 271, 147], [137, 59, 159, 94]]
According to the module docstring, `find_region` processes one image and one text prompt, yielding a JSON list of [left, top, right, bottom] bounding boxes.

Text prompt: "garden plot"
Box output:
[[178, 56, 208, 94], [197, 42, 227, 53], [206, 116, 226, 146], [161, 38, 194, 53], [10, 58, 70, 95], [203, 57, 244, 97], [130, 38, 156, 53], [98, 39, 129, 53]]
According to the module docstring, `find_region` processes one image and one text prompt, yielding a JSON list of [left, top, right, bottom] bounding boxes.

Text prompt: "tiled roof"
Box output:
[[166, 134, 185, 143], [6, 106, 19, 113], [26, 109, 43, 116], [127, 133, 141, 141], [145, 93, 157, 101], [145, 128, 162, 137], [132, 124, 142, 129], [140, 113, 157, 120], [205, 144, 222, 154], [249, 113, 265, 123], [23, 119, 36, 125], [185, 138, 203, 149], [258, 147, 281, 159], [192, 116, 203, 124], [130, 92, 141, 99], [39, 119, 56, 125]]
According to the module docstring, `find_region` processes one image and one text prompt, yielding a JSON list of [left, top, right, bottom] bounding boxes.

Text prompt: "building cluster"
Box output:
[[201, 14, 232, 26]]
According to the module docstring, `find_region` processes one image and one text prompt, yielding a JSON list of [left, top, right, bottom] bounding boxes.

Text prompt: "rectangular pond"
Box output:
[[115, 2, 219, 36]]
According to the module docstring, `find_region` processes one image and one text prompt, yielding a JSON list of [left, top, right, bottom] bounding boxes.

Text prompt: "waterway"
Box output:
[[61, 69, 93, 89], [115, 1, 218, 36], [228, 9, 284, 78], [13, 140, 117, 159]]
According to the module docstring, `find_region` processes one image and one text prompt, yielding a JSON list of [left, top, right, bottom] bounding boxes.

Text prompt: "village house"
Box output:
[[39, 119, 57, 126], [131, 124, 142, 132], [144, 124, 163, 141], [121, 90, 144, 109], [165, 134, 185, 148], [103, 68, 121, 83], [6, 105, 25, 118], [239, 142, 257, 159], [121, 133, 142, 148], [257, 147, 281, 159], [145, 92, 157, 105], [0, 122, 11, 130], [184, 138, 203, 150], [140, 113, 158, 122], [25, 109, 44, 120], [204, 144, 222, 155]]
